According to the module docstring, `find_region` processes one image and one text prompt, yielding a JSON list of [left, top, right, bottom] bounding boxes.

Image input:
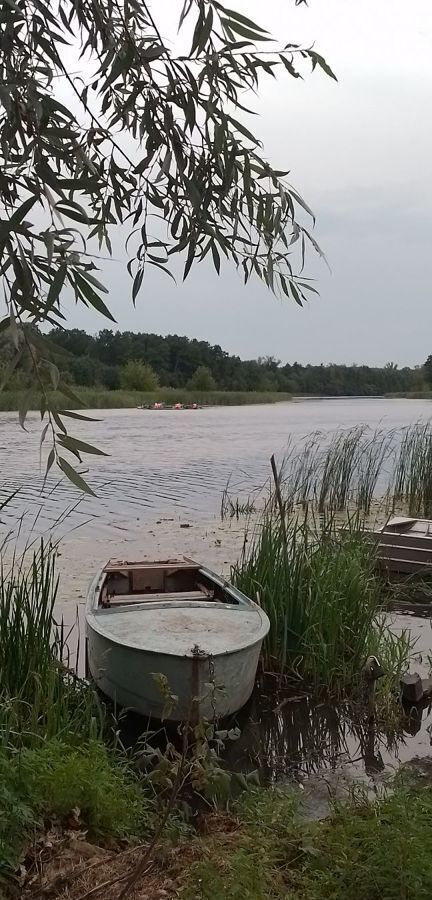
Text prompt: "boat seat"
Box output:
[[105, 590, 208, 606]]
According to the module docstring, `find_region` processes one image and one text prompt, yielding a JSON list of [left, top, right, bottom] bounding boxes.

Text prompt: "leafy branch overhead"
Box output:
[[0, 0, 336, 491]]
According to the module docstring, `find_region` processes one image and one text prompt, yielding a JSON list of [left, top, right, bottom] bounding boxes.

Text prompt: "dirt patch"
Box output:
[[10, 812, 242, 900]]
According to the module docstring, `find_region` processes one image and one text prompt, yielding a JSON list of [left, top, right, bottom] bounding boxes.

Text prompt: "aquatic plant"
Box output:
[[392, 423, 432, 516], [232, 511, 412, 694]]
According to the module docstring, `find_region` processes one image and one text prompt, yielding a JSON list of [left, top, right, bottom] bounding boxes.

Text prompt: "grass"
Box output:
[[0, 739, 153, 876], [233, 512, 412, 694], [0, 541, 103, 749], [177, 779, 432, 900], [0, 387, 293, 410], [0, 542, 158, 877]]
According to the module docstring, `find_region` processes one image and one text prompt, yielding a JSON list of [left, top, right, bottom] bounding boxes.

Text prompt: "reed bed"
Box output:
[[0, 542, 102, 749], [272, 421, 432, 518], [0, 387, 293, 411], [233, 512, 412, 694]]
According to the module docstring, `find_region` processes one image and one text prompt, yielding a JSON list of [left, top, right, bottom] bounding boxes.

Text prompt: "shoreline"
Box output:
[[1, 390, 431, 412], [0, 388, 293, 411]]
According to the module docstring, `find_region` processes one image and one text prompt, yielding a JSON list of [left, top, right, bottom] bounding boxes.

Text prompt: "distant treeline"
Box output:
[[1, 327, 427, 396]]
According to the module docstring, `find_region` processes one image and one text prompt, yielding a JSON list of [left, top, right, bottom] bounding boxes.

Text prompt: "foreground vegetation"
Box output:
[[0, 543, 156, 882], [177, 780, 432, 900], [0, 387, 292, 412]]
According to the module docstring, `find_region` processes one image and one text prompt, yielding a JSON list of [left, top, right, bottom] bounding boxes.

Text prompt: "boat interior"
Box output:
[[98, 560, 238, 608]]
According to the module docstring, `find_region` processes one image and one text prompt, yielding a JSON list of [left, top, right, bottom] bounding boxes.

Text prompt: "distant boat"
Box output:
[[136, 404, 200, 410], [85, 558, 269, 721], [373, 516, 432, 574]]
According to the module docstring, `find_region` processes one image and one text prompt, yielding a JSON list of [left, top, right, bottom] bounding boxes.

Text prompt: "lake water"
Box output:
[[1, 397, 432, 541]]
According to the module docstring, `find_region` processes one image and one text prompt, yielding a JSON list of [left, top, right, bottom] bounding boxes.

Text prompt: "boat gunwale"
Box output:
[[85, 564, 270, 657]]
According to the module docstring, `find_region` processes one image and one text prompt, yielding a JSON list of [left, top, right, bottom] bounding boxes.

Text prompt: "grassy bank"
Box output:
[[0, 387, 292, 411], [175, 779, 432, 900]]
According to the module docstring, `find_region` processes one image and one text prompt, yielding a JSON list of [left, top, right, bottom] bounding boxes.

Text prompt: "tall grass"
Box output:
[[232, 512, 412, 693], [318, 426, 365, 512], [267, 422, 432, 518], [0, 542, 103, 749], [392, 423, 432, 516]]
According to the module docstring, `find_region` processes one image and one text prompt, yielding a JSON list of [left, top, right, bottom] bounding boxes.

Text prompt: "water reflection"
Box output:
[[224, 677, 432, 784]]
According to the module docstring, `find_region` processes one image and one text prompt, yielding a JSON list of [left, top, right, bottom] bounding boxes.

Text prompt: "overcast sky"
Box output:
[[62, 0, 432, 366]]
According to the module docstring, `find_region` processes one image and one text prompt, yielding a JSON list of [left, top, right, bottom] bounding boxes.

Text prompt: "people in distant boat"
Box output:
[[154, 401, 162, 409], [174, 402, 183, 409]]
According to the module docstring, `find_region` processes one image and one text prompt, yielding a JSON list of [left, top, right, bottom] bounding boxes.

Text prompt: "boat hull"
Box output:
[[86, 625, 263, 720]]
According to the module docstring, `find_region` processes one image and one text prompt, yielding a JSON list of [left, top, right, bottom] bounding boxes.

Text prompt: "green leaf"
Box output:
[[58, 383, 85, 407], [197, 6, 213, 53], [58, 435, 108, 456], [19, 388, 34, 431], [78, 270, 109, 294], [46, 265, 67, 310], [132, 268, 144, 303], [211, 242, 221, 275], [58, 456, 96, 496], [58, 409, 101, 422], [220, 18, 271, 43], [9, 308, 19, 350], [183, 241, 195, 281], [215, 5, 269, 34], [74, 272, 117, 322], [47, 361, 60, 389], [45, 448, 55, 478], [309, 51, 337, 81]]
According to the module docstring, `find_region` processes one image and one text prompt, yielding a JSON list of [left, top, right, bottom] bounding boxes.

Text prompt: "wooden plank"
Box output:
[[107, 590, 206, 605], [103, 561, 198, 574]]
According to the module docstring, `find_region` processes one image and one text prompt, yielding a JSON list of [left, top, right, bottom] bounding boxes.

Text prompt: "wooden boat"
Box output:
[[373, 516, 432, 574], [85, 558, 269, 721]]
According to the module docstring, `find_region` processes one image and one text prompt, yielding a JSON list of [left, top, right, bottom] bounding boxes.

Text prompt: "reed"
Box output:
[[392, 423, 432, 516], [318, 427, 365, 512], [0, 542, 103, 749], [232, 510, 412, 694]]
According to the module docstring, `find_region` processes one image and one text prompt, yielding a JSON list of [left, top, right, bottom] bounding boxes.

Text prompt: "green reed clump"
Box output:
[[355, 429, 394, 514], [233, 512, 411, 694], [318, 427, 366, 512], [392, 423, 432, 516], [0, 542, 103, 749]]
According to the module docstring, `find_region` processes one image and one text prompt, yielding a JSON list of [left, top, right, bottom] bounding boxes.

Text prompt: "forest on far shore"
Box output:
[[0, 328, 429, 396]]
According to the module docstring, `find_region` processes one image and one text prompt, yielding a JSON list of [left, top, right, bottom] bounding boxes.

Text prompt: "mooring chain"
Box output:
[[208, 653, 218, 730]]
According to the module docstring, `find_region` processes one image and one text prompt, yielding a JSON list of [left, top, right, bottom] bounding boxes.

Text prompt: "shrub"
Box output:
[[120, 360, 159, 391]]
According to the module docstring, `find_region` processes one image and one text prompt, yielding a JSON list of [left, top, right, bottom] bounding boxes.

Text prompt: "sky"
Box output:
[[63, 0, 432, 366]]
